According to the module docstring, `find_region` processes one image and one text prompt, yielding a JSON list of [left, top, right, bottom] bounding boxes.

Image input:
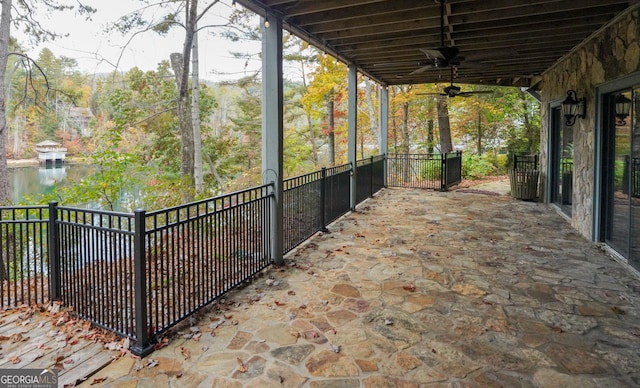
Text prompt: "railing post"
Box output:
[[369, 156, 374, 197], [383, 153, 388, 188], [320, 168, 329, 232], [440, 153, 447, 191], [48, 202, 61, 301], [131, 209, 154, 357]]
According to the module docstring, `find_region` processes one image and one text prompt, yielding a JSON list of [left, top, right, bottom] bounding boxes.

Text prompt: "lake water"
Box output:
[[8, 164, 97, 205]]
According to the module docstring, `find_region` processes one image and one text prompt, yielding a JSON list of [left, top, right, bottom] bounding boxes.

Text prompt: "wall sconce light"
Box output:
[[615, 93, 632, 125], [561, 90, 586, 126], [264, 17, 270, 28]]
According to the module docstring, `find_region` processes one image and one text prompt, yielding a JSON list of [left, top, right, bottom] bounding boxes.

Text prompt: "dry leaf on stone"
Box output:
[[9, 355, 20, 364], [237, 357, 247, 373], [180, 347, 191, 360], [274, 301, 286, 306], [550, 326, 563, 333], [90, 377, 107, 385], [287, 290, 296, 296], [612, 306, 626, 315], [402, 284, 416, 292]]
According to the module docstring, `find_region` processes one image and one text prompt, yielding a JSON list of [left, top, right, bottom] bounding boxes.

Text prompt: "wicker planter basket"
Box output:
[[509, 169, 539, 200]]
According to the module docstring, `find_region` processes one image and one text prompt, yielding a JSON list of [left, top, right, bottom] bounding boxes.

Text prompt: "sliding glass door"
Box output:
[[550, 107, 573, 216], [603, 88, 640, 269]]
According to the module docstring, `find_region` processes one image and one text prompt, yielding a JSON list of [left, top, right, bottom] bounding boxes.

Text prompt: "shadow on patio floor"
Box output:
[[89, 186, 640, 387]]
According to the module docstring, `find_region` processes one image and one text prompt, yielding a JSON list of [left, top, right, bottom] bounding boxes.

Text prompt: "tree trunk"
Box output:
[[326, 89, 335, 166], [477, 109, 482, 156], [0, 0, 13, 204], [427, 119, 434, 154], [299, 54, 319, 168], [437, 96, 453, 153], [401, 100, 410, 183], [170, 0, 198, 192], [191, 26, 204, 194], [365, 79, 378, 150], [170, 52, 195, 192]]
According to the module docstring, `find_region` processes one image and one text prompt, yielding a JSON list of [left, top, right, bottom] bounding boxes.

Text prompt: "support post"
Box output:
[[131, 209, 154, 357], [379, 86, 389, 187], [441, 153, 447, 191], [48, 202, 61, 301], [261, 14, 284, 266], [348, 63, 358, 211], [320, 167, 328, 232]]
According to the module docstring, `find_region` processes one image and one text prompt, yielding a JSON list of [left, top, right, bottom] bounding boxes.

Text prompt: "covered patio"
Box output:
[[91, 185, 640, 386]]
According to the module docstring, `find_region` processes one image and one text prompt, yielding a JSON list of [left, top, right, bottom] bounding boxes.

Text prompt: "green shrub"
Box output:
[[462, 154, 497, 179]]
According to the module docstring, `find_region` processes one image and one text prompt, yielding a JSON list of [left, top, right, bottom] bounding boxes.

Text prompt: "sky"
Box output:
[[16, 0, 262, 82]]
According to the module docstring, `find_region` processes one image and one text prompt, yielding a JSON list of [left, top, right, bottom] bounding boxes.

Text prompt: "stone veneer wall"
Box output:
[[540, 9, 640, 238]]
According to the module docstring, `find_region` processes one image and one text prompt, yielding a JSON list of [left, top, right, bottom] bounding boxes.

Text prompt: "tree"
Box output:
[[112, 0, 225, 197], [0, 0, 94, 204]]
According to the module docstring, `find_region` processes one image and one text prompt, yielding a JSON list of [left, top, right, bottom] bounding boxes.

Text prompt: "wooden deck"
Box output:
[[0, 303, 125, 387]]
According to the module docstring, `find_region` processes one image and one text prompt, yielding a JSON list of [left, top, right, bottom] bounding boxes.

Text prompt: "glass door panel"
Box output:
[[551, 107, 573, 215], [606, 90, 631, 258], [630, 89, 640, 269]]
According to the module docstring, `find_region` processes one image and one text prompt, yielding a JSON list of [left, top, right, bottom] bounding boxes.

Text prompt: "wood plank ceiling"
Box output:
[[234, 0, 639, 88]]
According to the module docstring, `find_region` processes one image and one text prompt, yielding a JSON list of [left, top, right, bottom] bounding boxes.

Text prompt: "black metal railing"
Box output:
[[140, 185, 272, 347], [55, 206, 136, 338], [443, 151, 463, 189], [561, 158, 573, 204], [282, 158, 385, 254], [0, 153, 427, 355], [356, 155, 386, 204], [387, 152, 462, 190], [514, 154, 539, 170], [0, 205, 50, 307]]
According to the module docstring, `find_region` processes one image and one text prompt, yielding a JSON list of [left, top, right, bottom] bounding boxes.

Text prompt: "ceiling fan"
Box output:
[[410, 0, 464, 75], [372, 0, 508, 75], [418, 67, 493, 98]]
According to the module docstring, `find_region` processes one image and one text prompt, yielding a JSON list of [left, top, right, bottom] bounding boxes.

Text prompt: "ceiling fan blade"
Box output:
[[410, 65, 435, 75], [458, 91, 494, 97], [373, 61, 421, 67], [419, 48, 445, 60]]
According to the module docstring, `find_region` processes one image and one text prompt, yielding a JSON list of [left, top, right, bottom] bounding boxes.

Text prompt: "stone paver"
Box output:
[[90, 187, 640, 387]]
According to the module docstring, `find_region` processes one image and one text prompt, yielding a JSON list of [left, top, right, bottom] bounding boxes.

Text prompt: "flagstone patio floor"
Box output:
[[70, 185, 640, 386]]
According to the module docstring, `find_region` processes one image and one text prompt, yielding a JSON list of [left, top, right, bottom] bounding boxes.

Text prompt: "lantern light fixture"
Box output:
[[561, 90, 586, 126], [615, 93, 632, 125]]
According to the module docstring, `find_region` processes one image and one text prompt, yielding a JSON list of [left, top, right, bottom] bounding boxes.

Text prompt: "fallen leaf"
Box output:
[[287, 290, 296, 296], [154, 342, 167, 351], [90, 377, 107, 385], [402, 284, 416, 292], [550, 326, 563, 333], [180, 347, 191, 360], [612, 306, 626, 315], [224, 313, 233, 319], [274, 301, 286, 306], [9, 355, 20, 364], [237, 357, 247, 373]]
